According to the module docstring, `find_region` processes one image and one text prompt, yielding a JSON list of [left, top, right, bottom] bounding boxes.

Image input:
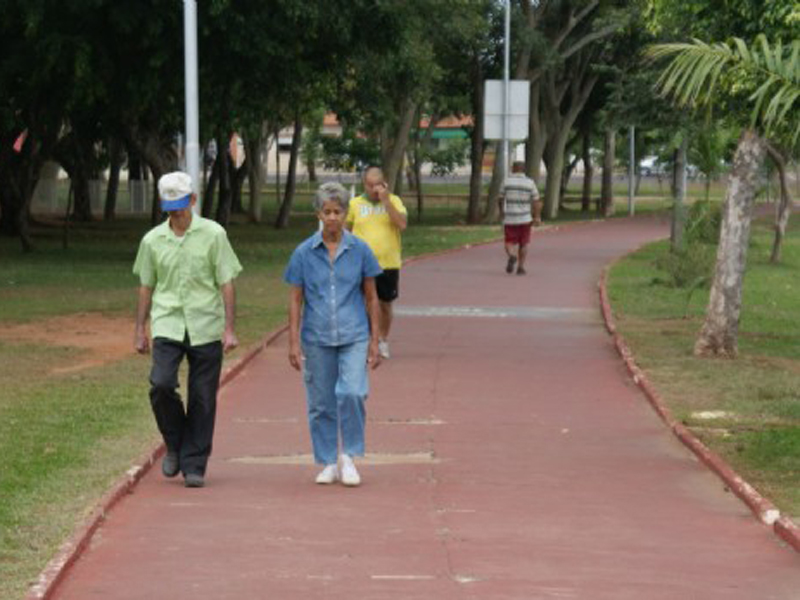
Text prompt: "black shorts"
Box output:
[[375, 269, 400, 303]]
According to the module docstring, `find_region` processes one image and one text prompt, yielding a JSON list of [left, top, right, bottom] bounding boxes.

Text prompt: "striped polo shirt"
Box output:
[[501, 175, 539, 225]]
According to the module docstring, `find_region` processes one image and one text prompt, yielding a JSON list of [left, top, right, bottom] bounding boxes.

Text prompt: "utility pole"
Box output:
[[184, 1, 201, 213], [628, 125, 635, 216], [503, 0, 511, 179]]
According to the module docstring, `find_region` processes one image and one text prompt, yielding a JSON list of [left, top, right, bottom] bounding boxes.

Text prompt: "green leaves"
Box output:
[[648, 35, 800, 145]]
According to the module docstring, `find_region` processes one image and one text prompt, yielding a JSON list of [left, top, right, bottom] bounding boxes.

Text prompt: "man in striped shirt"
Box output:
[[498, 161, 541, 275]]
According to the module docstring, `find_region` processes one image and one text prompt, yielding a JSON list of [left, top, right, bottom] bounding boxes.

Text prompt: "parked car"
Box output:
[[640, 156, 666, 176]]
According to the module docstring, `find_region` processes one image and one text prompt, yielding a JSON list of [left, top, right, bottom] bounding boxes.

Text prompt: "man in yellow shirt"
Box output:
[[133, 172, 242, 488], [346, 166, 407, 359]]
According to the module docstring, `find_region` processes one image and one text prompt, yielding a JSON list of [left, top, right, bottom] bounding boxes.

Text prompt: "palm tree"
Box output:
[[647, 35, 799, 358]]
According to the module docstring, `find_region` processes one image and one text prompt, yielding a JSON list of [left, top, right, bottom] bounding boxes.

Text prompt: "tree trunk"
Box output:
[[393, 153, 406, 196], [215, 136, 232, 227], [275, 116, 303, 230], [274, 127, 281, 208], [467, 55, 486, 224], [600, 128, 615, 216], [127, 145, 148, 216], [150, 173, 161, 226], [245, 133, 264, 223], [56, 136, 94, 223], [405, 155, 416, 192], [380, 98, 417, 192], [542, 133, 569, 220], [203, 153, 220, 219], [694, 130, 767, 358], [526, 81, 547, 185], [230, 156, 248, 215], [125, 127, 177, 225], [104, 139, 123, 221], [671, 137, 688, 251], [410, 109, 438, 223], [70, 171, 93, 222], [766, 143, 792, 264], [560, 154, 579, 208], [62, 180, 74, 250], [409, 123, 423, 220], [581, 131, 592, 212], [482, 142, 504, 223], [0, 140, 41, 251], [539, 61, 598, 220]]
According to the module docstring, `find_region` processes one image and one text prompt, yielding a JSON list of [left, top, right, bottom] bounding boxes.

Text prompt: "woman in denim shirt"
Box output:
[[284, 182, 383, 486]]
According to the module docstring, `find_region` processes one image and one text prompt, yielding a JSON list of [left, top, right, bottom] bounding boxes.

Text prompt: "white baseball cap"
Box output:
[[158, 171, 193, 211]]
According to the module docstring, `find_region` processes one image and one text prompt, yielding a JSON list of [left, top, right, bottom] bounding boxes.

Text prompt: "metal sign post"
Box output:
[[628, 125, 635, 216], [184, 1, 201, 213], [503, 0, 511, 179]]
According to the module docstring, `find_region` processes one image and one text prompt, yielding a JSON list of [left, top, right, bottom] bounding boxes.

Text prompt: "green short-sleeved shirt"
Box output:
[[133, 215, 242, 346]]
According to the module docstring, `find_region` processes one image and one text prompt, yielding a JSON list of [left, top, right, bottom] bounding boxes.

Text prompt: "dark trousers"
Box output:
[[149, 336, 223, 476]]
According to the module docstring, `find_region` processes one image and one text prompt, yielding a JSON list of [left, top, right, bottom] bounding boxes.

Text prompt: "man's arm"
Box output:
[[531, 186, 542, 225], [362, 277, 382, 370], [288, 286, 304, 370], [498, 189, 505, 220], [221, 281, 239, 352], [134, 286, 153, 354], [378, 184, 407, 231]]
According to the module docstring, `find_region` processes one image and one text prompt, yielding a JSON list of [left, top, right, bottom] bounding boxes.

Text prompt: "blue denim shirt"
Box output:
[[284, 230, 382, 347]]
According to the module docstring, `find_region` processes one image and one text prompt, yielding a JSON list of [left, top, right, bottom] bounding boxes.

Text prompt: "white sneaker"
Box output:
[[339, 454, 361, 487], [378, 339, 390, 359], [315, 464, 338, 485]]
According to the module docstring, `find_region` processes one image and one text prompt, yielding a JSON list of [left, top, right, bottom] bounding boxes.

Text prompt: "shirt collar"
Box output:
[[154, 214, 200, 239], [311, 230, 355, 255]]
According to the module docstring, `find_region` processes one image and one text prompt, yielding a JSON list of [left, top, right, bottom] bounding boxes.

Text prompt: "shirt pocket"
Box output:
[[189, 251, 214, 283]]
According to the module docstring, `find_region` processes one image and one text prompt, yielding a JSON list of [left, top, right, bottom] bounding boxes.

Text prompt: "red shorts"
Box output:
[[504, 223, 531, 246]]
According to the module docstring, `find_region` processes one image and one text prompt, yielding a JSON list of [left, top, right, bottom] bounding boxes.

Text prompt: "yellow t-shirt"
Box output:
[[346, 194, 407, 269]]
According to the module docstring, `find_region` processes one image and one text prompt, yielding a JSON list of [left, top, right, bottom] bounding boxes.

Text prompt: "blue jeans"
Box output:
[[302, 340, 369, 465]]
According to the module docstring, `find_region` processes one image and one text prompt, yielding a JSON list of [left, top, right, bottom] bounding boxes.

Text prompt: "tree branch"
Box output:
[[561, 22, 620, 62], [553, 0, 599, 50]]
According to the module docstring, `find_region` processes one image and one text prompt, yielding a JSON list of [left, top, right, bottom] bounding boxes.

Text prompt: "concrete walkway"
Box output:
[[52, 216, 800, 599]]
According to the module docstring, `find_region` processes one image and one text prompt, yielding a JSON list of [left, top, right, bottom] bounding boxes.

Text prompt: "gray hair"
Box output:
[[313, 182, 351, 212]]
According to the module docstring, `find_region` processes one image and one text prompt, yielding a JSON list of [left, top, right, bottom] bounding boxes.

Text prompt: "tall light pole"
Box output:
[[184, 1, 201, 213], [503, 0, 511, 179], [628, 125, 635, 216]]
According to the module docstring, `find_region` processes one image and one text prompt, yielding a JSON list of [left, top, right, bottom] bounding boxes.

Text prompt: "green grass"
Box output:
[[0, 208, 502, 600], [607, 214, 800, 517]]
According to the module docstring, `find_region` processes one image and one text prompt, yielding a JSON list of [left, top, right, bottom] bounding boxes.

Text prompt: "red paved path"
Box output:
[[52, 216, 800, 599]]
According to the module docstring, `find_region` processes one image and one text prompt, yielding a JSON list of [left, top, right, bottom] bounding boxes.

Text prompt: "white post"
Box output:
[[184, 0, 201, 213], [503, 0, 511, 179], [628, 125, 635, 216]]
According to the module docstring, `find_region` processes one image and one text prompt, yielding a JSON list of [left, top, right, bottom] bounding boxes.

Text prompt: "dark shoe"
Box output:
[[505, 256, 517, 274], [162, 451, 180, 478], [184, 473, 205, 488], [516, 267, 527, 276]]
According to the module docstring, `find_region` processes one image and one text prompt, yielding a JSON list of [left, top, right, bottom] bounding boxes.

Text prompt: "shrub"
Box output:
[[654, 242, 716, 289], [685, 200, 722, 245]]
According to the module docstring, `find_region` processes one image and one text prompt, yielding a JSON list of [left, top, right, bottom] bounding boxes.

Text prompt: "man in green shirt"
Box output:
[[133, 172, 242, 488]]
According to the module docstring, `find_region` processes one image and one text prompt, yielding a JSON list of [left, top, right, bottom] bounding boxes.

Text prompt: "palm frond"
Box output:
[[647, 35, 800, 145], [647, 40, 736, 108], [746, 36, 800, 144]]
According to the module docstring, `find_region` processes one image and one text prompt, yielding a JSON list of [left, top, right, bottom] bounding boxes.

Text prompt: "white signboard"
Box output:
[[483, 79, 530, 140]]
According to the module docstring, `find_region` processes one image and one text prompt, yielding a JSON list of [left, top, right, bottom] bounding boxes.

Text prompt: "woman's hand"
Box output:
[[289, 341, 304, 371], [288, 286, 304, 371], [367, 339, 382, 370]]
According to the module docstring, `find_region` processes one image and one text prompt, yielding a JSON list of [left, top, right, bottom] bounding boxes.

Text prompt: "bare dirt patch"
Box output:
[[0, 313, 135, 374]]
